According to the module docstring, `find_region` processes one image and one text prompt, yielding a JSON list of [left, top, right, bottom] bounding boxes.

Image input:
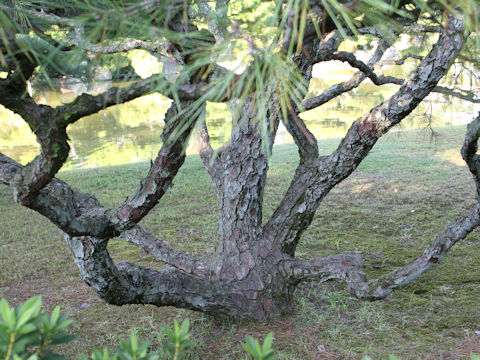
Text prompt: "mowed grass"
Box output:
[[1, 125, 480, 359]]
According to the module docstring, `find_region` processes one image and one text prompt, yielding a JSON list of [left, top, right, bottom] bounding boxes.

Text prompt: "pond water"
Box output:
[[0, 61, 477, 169]]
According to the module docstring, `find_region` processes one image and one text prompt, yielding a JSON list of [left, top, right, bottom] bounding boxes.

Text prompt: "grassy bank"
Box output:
[[1, 126, 479, 359]]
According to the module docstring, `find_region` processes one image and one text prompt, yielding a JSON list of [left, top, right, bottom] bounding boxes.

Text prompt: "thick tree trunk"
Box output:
[[196, 97, 298, 318], [1, 8, 477, 322]]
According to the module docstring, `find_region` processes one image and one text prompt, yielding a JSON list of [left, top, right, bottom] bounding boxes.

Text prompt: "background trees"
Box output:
[[0, 0, 479, 321]]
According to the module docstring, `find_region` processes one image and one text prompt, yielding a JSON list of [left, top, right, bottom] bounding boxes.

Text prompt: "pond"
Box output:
[[0, 61, 477, 170]]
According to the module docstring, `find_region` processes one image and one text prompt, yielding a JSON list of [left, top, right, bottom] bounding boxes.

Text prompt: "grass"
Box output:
[[1, 125, 480, 359]]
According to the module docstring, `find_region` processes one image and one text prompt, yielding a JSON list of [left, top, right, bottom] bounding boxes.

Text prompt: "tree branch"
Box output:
[[0, 84, 72, 204], [0, 153, 116, 237], [396, 53, 424, 65], [324, 51, 404, 86], [53, 77, 208, 127], [0, 152, 21, 186], [288, 252, 366, 290], [354, 204, 480, 299], [115, 101, 198, 229], [1, 152, 208, 274], [433, 85, 480, 103], [302, 39, 392, 111], [349, 115, 480, 299], [285, 104, 319, 162], [265, 12, 467, 256], [195, 115, 225, 189], [65, 235, 230, 313], [73, 25, 169, 55], [286, 115, 480, 301], [121, 225, 210, 276], [263, 40, 391, 250]]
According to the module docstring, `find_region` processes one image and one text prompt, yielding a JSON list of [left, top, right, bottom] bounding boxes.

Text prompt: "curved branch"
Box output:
[[396, 53, 424, 65], [66, 235, 230, 313], [461, 116, 480, 193], [289, 116, 480, 300], [302, 39, 392, 111], [354, 203, 480, 299], [0, 152, 21, 186], [284, 106, 319, 161], [265, 12, 466, 256], [433, 85, 480, 103], [0, 153, 116, 237], [349, 116, 480, 299], [325, 51, 403, 86], [1, 152, 207, 273], [264, 40, 391, 250], [288, 252, 366, 289], [73, 25, 168, 54], [2, 77, 173, 205], [0, 85, 72, 204], [53, 77, 208, 127]]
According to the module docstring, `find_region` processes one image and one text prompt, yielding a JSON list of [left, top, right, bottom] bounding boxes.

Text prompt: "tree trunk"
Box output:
[[1, 10, 477, 322]]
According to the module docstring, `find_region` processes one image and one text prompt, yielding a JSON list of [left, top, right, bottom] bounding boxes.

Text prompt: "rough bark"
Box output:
[[1, 3, 479, 322], [264, 13, 466, 257]]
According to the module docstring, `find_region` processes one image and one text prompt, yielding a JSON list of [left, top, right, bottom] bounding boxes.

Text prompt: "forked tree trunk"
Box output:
[[1, 11, 478, 321]]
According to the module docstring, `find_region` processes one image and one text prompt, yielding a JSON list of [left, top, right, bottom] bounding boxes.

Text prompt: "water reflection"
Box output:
[[0, 68, 477, 169]]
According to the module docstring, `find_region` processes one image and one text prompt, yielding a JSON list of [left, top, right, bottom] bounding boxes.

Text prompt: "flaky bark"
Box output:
[[265, 13, 466, 256], [1, 2, 478, 321], [349, 116, 480, 299]]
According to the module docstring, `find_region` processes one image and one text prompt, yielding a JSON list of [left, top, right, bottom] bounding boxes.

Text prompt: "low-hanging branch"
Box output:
[[0, 152, 208, 275], [121, 225, 210, 276], [330, 115, 480, 299]]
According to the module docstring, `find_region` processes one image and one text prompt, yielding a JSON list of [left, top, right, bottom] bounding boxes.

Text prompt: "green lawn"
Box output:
[[1, 126, 479, 359]]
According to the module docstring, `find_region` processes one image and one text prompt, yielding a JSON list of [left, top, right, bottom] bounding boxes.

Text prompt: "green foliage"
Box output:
[[0, 296, 74, 360], [15, 34, 90, 79], [161, 319, 192, 360], [1, 297, 278, 360], [242, 333, 276, 360], [2, 294, 477, 360]]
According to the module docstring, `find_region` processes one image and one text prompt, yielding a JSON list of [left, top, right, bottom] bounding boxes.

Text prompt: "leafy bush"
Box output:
[[0, 296, 276, 360], [0, 296, 74, 359], [7, 296, 476, 360], [242, 333, 276, 360]]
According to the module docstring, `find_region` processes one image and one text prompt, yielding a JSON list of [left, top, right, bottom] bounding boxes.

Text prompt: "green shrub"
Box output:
[[10, 296, 478, 360], [242, 333, 276, 360], [0, 296, 74, 360], [0, 296, 276, 360]]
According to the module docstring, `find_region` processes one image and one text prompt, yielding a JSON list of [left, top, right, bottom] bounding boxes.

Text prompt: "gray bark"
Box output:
[[1, 5, 478, 321]]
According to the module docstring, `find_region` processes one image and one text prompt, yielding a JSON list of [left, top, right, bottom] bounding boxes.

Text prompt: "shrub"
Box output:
[[6, 296, 476, 360], [0, 296, 276, 360]]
